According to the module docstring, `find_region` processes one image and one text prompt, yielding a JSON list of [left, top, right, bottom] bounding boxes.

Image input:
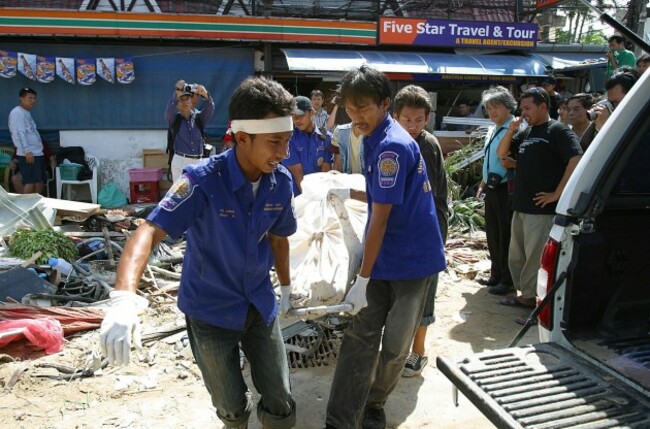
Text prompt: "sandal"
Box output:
[[515, 314, 538, 326], [498, 296, 536, 308]]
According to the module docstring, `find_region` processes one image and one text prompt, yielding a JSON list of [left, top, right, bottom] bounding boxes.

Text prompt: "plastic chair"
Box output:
[[56, 154, 100, 204], [44, 162, 55, 198]]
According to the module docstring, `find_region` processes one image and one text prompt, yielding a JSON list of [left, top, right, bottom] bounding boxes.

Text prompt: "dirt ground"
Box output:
[[0, 249, 539, 429]]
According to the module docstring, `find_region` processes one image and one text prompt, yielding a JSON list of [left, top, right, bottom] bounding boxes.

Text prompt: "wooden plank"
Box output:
[[41, 197, 100, 214]]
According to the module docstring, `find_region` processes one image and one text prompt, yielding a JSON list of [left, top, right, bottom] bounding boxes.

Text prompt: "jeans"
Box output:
[[326, 276, 431, 429], [186, 306, 296, 428]]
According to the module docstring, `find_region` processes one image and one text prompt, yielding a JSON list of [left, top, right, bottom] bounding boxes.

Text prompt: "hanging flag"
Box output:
[[35, 56, 55, 83], [0, 50, 17, 79], [56, 57, 75, 84], [18, 52, 37, 81], [115, 57, 135, 84], [96, 57, 115, 83], [76, 58, 96, 86]]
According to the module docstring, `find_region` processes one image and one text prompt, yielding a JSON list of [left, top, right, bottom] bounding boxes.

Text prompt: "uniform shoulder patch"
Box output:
[[377, 151, 400, 188], [159, 174, 197, 212]]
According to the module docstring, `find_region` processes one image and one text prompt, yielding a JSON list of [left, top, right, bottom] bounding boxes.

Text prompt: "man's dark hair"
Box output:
[[19, 87, 37, 98], [338, 65, 391, 107], [520, 87, 551, 109], [393, 85, 432, 116], [568, 93, 594, 109], [310, 89, 324, 99], [228, 76, 294, 121], [637, 53, 650, 66], [608, 35, 625, 45], [605, 71, 639, 95]]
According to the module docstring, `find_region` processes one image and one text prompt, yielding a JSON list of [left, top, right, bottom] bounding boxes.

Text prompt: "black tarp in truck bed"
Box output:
[[437, 343, 650, 429]]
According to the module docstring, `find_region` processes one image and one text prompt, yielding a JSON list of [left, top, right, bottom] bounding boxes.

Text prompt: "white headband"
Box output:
[[230, 116, 293, 134]]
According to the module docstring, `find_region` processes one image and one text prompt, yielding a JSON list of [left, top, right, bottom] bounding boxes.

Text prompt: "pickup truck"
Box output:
[[437, 70, 650, 428]]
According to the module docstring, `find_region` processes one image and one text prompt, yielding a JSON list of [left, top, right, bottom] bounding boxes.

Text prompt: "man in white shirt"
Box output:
[[8, 87, 45, 194]]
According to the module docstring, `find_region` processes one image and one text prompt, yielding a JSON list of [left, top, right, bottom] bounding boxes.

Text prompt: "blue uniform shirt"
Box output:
[[285, 126, 334, 195], [146, 149, 297, 330], [362, 115, 446, 280]]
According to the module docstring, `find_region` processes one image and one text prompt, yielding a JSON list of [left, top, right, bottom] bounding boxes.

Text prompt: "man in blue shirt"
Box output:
[[101, 76, 299, 429], [325, 66, 446, 429], [285, 95, 333, 195], [165, 79, 215, 181]]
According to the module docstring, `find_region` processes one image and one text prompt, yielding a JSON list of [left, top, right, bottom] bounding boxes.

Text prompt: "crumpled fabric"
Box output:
[[0, 318, 64, 354], [289, 172, 367, 307]]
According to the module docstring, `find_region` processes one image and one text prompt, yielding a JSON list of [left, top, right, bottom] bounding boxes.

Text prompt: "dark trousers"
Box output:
[[485, 184, 513, 285], [326, 276, 431, 428]]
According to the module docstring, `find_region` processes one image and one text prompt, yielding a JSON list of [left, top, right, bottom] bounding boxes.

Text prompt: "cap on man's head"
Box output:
[[541, 76, 557, 86], [292, 96, 313, 115]]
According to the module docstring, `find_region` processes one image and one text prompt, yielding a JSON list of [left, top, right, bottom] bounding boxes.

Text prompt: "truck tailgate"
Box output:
[[436, 343, 650, 429]]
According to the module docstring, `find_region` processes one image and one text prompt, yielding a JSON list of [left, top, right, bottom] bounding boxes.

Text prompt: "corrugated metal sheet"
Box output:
[[0, 0, 535, 21]]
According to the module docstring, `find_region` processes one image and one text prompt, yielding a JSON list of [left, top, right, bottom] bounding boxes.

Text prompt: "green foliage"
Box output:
[[449, 199, 485, 235], [555, 29, 574, 44], [444, 131, 487, 234], [580, 30, 607, 45], [10, 229, 78, 264]]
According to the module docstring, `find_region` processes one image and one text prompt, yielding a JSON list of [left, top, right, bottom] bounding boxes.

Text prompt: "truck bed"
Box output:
[[437, 343, 650, 429]]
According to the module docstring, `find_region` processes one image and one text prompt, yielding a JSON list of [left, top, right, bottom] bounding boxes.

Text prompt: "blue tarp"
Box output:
[[0, 43, 254, 142]]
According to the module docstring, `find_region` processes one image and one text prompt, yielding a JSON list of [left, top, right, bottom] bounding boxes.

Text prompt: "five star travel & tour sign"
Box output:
[[379, 18, 538, 50]]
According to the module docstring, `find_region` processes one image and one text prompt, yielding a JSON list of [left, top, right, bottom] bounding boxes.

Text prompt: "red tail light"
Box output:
[[537, 238, 560, 330]]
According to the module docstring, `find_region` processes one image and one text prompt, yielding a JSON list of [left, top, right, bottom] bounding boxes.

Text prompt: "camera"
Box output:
[[486, 172, 503, 189], [183, 83, 198, 94], [586, 100, 614, 121]]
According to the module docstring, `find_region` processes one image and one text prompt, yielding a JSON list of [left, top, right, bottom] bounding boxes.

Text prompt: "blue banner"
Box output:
[[379, 18, 538, 50]]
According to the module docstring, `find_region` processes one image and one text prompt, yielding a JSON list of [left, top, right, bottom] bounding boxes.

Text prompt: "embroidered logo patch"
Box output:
[[377, 151, 399, 188], [159, 174, 196, 212]]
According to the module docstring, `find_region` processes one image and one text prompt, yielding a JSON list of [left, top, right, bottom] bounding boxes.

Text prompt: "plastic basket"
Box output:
[[129, 168, 163, 182], [59, 163, 83, 180]]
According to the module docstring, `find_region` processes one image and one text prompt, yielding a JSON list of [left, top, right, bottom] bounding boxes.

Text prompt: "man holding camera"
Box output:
[[165, 79, 215, 181], [475, 86, 517, 295], [592, 71, 639, 135]]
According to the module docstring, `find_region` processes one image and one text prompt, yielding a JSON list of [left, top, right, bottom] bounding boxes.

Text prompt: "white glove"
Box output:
[[344, 275, 369, 315], [279, 284, 311, 317], [99, 290, 146, 366], [280, 285, 293, 317], [327, 188, 350, 202]]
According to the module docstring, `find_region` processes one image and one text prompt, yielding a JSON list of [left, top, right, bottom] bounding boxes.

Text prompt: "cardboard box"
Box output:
[[143, 150, 172, 199], [143, 149, 168, 169]]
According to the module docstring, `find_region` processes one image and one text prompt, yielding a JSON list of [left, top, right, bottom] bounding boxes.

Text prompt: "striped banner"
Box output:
[[0, 8, 377, 45]]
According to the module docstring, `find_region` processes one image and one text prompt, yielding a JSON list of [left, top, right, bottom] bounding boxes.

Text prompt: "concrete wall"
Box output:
[[60, 130, 166, 200]]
